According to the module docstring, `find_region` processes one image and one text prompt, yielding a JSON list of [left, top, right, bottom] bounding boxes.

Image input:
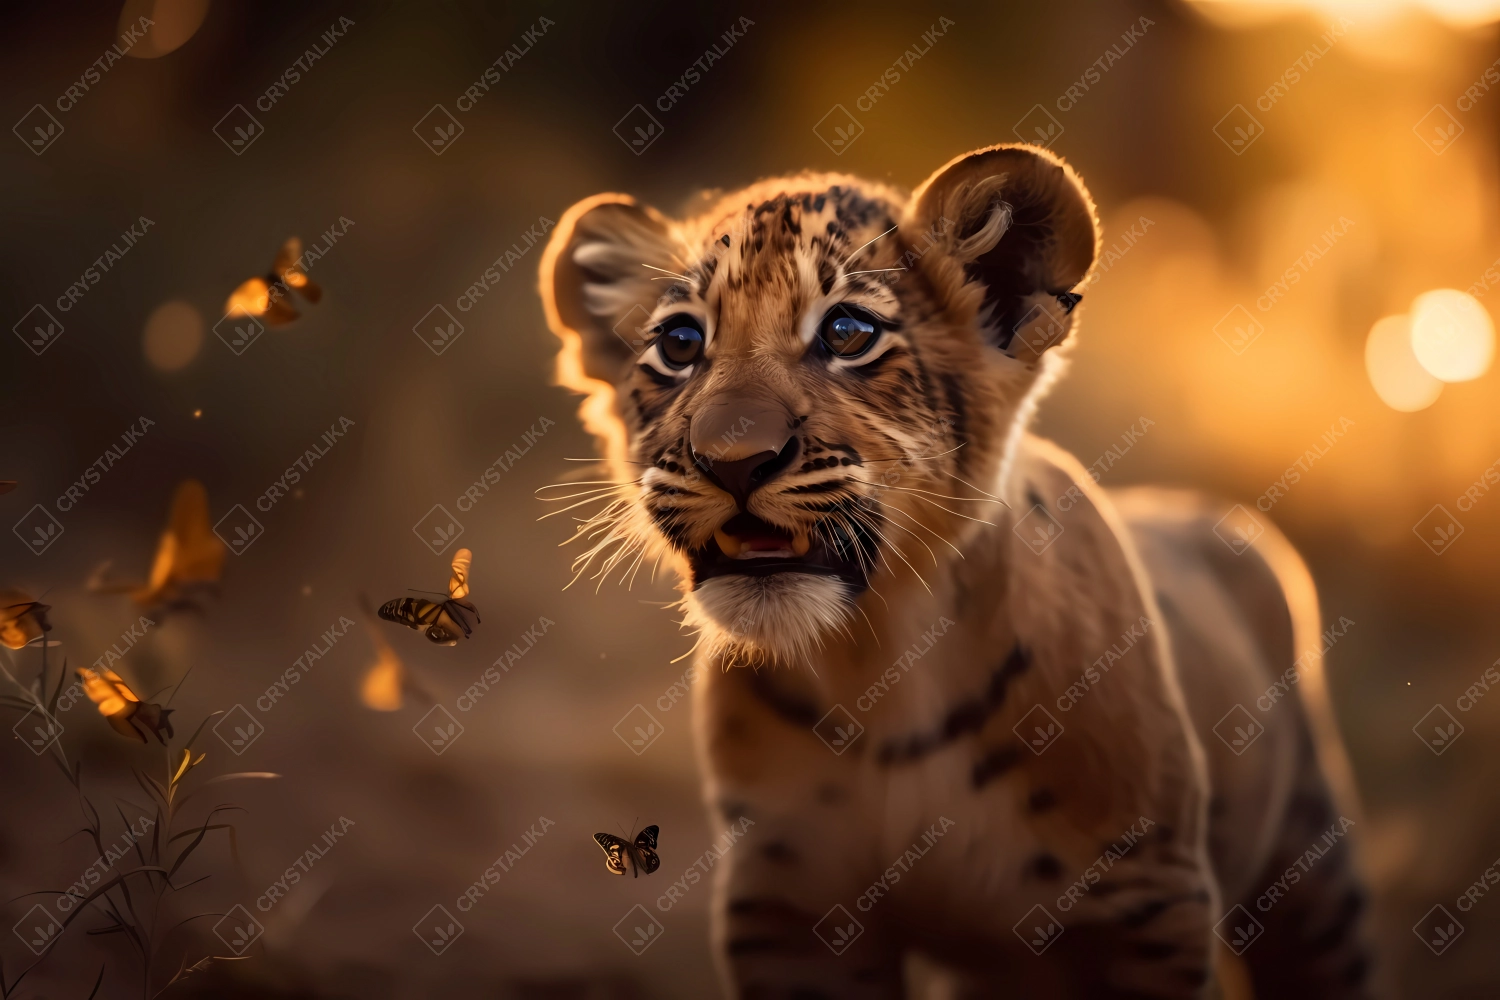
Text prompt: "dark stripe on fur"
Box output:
[[878, 645, 1032, 764]]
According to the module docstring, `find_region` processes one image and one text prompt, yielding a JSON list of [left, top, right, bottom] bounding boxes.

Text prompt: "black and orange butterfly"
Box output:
[[593, 825, 661, 878], [224, 236, 322, 326], [378, 548, 480, 646]]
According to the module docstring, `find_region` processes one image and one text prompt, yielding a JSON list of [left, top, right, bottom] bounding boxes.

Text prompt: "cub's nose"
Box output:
[[690, 397, 799, 509]]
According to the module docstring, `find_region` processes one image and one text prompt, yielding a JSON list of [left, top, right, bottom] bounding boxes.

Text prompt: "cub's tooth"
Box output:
[[792, 531, 811, 556], [714, 529, 742, 557]]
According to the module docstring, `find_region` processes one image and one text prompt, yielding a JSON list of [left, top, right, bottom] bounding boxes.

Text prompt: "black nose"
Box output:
[[694, 438, 799, 509]]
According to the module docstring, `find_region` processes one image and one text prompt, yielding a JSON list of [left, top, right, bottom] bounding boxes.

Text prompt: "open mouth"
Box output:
[[688, 512, 868, 589]]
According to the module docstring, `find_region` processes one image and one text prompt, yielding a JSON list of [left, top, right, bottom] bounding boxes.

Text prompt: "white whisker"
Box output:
[[842, 224, 898, 269]]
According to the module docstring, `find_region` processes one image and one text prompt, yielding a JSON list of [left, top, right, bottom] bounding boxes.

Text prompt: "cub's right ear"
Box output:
[[539, 194, 683, 387]]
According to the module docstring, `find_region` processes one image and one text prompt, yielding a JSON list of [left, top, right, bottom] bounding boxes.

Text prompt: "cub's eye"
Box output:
[[654, 315, 704, 369], [818, 306, 881, 359]]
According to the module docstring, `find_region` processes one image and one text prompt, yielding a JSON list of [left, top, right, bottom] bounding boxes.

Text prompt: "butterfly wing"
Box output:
[[593, 833, 630, 876], [272, 237, 302, 278], [273, 237, 322, 303], [77, 667, 146, 743], [225, 277, 269, 318], [634, 826, 661, 875], [379, 597, 439, 630], [448, 548, 472, 600], [0, 592, 47, 650], [0, 481, 16, 494]]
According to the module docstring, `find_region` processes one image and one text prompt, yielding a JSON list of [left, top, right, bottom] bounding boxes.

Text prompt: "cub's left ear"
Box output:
[[902, 144, 1098, 364]]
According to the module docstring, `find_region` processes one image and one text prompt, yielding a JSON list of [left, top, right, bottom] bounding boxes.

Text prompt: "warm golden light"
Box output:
[[1186, 0, 1500, 27], [1410, 288, 1495, 382], [142, 300, 203, 371], [1366, 314, 1444, 411], [119, 0, 211, 59]]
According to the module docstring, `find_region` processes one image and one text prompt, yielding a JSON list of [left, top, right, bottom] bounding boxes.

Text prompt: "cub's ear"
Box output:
[[539, 194, 684, 385], [902, 144, 1098, 365]]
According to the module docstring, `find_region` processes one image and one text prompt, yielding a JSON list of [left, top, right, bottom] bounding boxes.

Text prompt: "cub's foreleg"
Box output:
[[697, 666, 903, 999]]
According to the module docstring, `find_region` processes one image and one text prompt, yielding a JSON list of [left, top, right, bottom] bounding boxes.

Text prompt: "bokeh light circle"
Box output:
[[1410, 288, 1494, 382], [1366, 314, 1444, 411], [142, 300, 204, 371]]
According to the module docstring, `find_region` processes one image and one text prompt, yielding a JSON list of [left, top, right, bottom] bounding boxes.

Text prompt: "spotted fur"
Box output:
[[539, 144, 1374, 998]]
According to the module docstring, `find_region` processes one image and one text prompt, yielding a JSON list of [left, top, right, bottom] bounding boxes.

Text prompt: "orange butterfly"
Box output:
[[76, 666, 174, 744], [89, 480, 226, 611], [224, 236, 322, 326]]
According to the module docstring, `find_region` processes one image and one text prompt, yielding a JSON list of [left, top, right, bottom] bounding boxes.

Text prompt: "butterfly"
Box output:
[[378, 548, 480, 646], [89, 480, 226, 611], [0, 590, 52, 650], [224, 236, 322, 326], [76, 666, 175, 745], [593, 825, 661, 878]]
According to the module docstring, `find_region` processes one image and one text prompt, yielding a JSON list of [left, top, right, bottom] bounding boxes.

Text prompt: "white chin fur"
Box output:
[[685, 573, 852, 666]]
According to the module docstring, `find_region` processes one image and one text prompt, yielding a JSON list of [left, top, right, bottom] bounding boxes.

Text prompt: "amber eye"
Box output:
[[818, 306, 881, 358], [654, 315, 704, 369]]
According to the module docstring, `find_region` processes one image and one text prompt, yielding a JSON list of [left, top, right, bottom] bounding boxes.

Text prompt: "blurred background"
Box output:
[[2, 0, 1500, 996]]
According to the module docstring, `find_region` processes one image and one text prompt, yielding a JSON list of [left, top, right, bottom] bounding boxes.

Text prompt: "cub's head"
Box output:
[[539, 144, 1097, 666]]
